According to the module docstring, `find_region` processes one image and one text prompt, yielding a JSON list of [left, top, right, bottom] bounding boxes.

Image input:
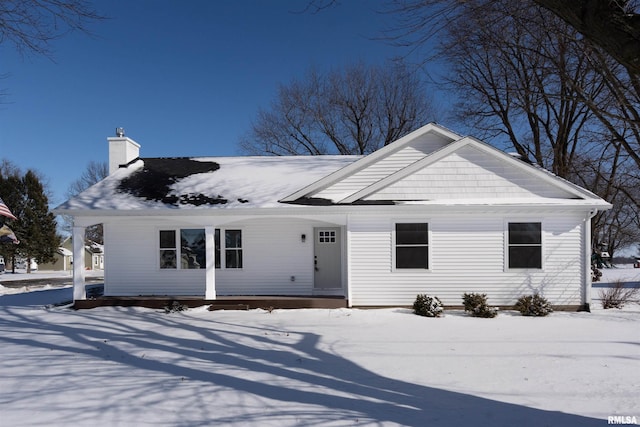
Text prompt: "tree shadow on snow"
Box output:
[[0, 303, 604, 427]]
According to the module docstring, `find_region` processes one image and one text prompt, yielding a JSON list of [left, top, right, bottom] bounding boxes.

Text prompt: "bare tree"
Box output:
[[571, 142, 640, 257], [533, 0, 640, 76], [412, 1, 606, 179], [63, 160, 107, 244], [66, 160, 108, 198], [384, 0, 639, 252], [240, 61, 438, 156], [0, 0, 105, 57]]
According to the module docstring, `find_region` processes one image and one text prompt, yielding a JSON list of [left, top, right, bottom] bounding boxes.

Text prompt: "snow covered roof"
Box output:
[[55, 155, 361, 213], [55, 123, 611, 216], [57, 247, 73, 257]]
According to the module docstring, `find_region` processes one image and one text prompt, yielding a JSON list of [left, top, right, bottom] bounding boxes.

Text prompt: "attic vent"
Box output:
[[116, 127, 125, 137]]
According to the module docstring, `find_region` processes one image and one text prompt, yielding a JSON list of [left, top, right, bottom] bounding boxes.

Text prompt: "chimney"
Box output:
[[108, 128, 141, 174]]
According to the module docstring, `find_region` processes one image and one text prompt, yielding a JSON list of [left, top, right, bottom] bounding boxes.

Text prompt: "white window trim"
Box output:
[[158, 228, 179, 271], [392, 219, 431, 272], [504, 220, 545, 271], [158, 227, 207, 271], [216, 227, 244, 270]]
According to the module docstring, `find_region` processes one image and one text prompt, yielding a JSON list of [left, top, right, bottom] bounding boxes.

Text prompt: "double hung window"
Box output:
[[395, 223, 429, 269], [214, 229, 243, 269], [508, 222, 542, 269]]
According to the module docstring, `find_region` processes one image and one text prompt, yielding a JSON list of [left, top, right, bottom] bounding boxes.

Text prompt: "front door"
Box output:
[[313, 227, 342, 290]]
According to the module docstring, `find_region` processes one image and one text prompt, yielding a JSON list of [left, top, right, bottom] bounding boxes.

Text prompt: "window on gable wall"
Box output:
[[508, 222, 542, 269], [395, 223, 429, 269], [159, 229, 206, 269]]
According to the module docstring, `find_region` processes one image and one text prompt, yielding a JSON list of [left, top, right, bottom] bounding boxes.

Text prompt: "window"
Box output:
[[159, 230, 177, 269], [508, 222, 541, 269], [159, 229, 206, 269], [225, 229, 243, 268], [214, 228, 243, 269], [318, 230, 336, 243], [214, 229, 221, 268], [395, 223, 429, 269]]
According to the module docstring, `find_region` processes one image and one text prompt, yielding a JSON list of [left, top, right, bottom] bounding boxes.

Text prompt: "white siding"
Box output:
[[315, 134, 451, 201], [102, 211, 587, 307], [104, 220, 207, 296], [368, 145, 573, 200], [103, 217, 322, 297], [348, 211, 586, 307], [215, 218, 316, 296]]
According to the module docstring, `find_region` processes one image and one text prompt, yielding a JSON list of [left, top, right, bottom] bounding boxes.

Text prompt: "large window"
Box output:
[[214, 228, 243, 269], [508, 222, 542, 269], [159, 229, 206, 269], [395, 223, 429, 269]]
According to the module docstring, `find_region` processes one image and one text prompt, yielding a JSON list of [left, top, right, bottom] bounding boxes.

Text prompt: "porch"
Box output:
[[73, 295, 348, 310]]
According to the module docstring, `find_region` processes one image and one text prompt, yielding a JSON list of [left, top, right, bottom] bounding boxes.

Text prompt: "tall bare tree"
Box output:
[[390, 1, 606, 179], [0, 0, 104, 57], [66, 160, 108, 197], [64, 160, 107, 244], [533, 0, 640, 76], [240, 61, 438, 156], [385, 0, 639, 255]]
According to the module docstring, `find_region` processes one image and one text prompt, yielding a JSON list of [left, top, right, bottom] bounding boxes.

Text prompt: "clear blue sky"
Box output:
[[1, 0, 444, 207]]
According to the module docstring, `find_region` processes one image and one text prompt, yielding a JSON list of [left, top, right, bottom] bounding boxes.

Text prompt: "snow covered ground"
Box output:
[[0, 268, 638, 426]]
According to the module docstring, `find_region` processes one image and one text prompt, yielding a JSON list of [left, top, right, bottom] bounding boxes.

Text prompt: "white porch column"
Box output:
[[346, 214, 353, 307], [72, 225, 86, 301], [583, 210, 598, 310], [205, 226, 216, 300]]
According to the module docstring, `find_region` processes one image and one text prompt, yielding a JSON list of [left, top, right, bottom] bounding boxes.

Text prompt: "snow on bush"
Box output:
[[164, 300, 189, 313], [462, 292, 498, 318], [515, 294, 553, 317], [412, 294, 443, 317]]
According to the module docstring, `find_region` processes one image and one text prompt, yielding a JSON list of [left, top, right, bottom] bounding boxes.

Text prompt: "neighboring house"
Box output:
[[85, 240, 105, 270], [55, 124, 611, 309], [38, 247, 73, 271], [39, 237, 104, 271]]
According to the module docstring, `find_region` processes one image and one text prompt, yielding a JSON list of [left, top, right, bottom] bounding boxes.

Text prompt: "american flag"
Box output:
[[0, 197, 17, 220], [0, 223, 19, 244]]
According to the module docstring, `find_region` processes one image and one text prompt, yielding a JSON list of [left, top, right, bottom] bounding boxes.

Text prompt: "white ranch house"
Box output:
[[55, 124, 611, 309]]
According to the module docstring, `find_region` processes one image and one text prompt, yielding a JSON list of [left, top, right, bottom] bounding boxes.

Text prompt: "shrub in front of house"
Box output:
[[599, 281, 639, 309], [515, 294, 553, 316], [462, 292, 498, 318], [164, 300, 188, 313], [413, 294, 444, 317]]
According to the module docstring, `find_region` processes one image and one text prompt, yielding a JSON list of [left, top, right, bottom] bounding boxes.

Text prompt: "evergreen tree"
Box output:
[[0, 165, 24, 271], [0, 167, 59, 272]]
